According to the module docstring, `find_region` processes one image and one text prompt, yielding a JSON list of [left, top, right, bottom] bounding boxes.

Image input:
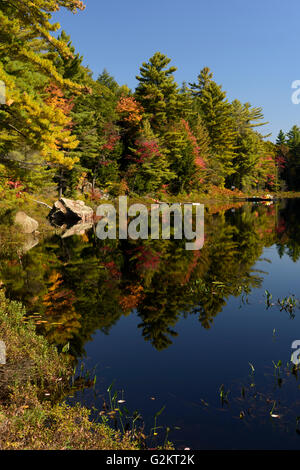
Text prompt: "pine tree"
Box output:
[[276, 129, 286, 146], [189, 67, 213, 97], [49, 30, 86, 83], [231, 131, 265, 190], [275, 130, 289, 189], [229, 99, 268, 189], [97, 69, 120, 95], [178, 82, 196, 123], [231, 99, 267, 133], [189, 68, 237, 184], [135, 52, 183, 131], [0, 0, 86, 174], [285, 126, 300, 189], [73, 79, 122, 195], [192, 116, 211, 168], [49, 43, 123, 196], [127, 120, 175, 194], [162, 119, 205, 194], [286, 125, 300, 149]]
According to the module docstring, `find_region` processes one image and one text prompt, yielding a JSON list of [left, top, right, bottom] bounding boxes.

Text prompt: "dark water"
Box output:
[[2, 199, 300, 449]]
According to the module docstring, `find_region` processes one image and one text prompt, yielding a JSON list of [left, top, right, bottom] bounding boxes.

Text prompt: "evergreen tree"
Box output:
[[127, 120, 175, 194], [230, 131, 265, 190], [276, 129, 286, 146], [97, 69, 120, 95], [189, 67, 213, 97], [190, 67, 237, 184], [275, 130, 289, 189], [135, 52, 183, 131], [229, 99, 268, 189], [285, 126, 300, 189], [0, 0, 86, 171], [286, 125, 300, 149], [162, 119, 206, 194], [192, 116, 211, 166]]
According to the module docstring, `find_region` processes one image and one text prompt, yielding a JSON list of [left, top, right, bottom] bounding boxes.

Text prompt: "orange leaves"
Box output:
[[119, 285, 145, 312], [45, 83, 74, 117], [43, 272, 81, 344], [116, 97, 144, 125], [43, 83, 80, 165]]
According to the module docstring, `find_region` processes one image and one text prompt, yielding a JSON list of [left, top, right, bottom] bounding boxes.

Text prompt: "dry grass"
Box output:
[[0, 290, 139, 450]]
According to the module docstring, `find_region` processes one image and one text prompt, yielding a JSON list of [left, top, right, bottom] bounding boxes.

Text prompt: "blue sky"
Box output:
[[53, 0, 300, 140]]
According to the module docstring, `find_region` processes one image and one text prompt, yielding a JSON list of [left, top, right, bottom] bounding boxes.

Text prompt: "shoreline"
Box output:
[[0, 289, 143, 450]]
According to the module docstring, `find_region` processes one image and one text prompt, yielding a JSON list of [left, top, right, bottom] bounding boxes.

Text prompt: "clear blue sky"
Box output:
[[53, 0, 300, 140]]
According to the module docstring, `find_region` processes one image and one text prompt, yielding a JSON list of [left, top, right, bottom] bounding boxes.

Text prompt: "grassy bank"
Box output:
[[0, 289, 139, 450]]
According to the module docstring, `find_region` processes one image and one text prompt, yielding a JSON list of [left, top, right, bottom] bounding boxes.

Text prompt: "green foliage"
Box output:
[[273, 126, 300, 191], [0, 0, 86, 171], [0, 291, 139, 450], [127, 121, 175, 194], [190, 67, 237, 183], [0, 2, 296, 198], [0, 202, 283, 353], [135, 52, 183, 130]]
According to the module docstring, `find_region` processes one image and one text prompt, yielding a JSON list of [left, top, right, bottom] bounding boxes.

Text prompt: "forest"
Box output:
[[3, 0, 300, 452], [1, 0, 300, 204]]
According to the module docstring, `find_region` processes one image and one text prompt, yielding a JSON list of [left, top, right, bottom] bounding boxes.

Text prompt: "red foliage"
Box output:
[[131, 139, 161, 164], [104, 261, 121, 279], [275, 154, 287, 170], [102, 124, 120, 152], [181, 119, 206, 169], [6, 179, 24, 198], [7, 180, 22, 189], [129, 246, 161, 272], [182, 251, 201, 285], [276, 219, 286, 234]]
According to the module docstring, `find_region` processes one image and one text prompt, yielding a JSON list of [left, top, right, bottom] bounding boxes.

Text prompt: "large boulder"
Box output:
[[48, 198, 94, 228], [15, 211, 39, 234]]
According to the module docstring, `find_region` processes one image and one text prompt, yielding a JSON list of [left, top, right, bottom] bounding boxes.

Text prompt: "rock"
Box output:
[[61, 221, 93, 239], [22, 233, 40, 253], [15, 211, 39, 234], [48, 198, 94, 228]]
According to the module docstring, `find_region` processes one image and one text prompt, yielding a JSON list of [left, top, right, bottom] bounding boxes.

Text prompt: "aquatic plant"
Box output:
[[219, 384, 230, 406], [264, 290, 299, 317], [99, 382, 172, 449]]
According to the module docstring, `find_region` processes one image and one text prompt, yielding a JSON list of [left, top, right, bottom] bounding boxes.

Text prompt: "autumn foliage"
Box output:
[[116, 97, 144, 124]]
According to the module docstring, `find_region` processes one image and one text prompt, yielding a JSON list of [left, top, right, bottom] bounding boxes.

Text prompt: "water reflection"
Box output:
[[0, 199, 299, 357]]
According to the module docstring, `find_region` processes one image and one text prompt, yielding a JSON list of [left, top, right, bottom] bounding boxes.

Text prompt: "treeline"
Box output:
[[0, 0, 296, 199], [276, 126, 300, 191]]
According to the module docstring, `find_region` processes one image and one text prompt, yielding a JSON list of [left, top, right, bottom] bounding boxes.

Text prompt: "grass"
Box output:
[[97, 382, 173, 450], [0, 288, 140, 450]]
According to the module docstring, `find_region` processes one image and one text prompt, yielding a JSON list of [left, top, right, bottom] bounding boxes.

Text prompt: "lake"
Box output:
[[2, 198, 300, 449]]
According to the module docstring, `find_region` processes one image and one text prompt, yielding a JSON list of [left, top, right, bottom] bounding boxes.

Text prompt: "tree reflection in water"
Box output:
[[1, 199, 299, 358]]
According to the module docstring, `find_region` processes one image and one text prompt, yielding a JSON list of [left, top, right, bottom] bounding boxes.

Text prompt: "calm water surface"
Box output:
[[3, 198, 300, 449]]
